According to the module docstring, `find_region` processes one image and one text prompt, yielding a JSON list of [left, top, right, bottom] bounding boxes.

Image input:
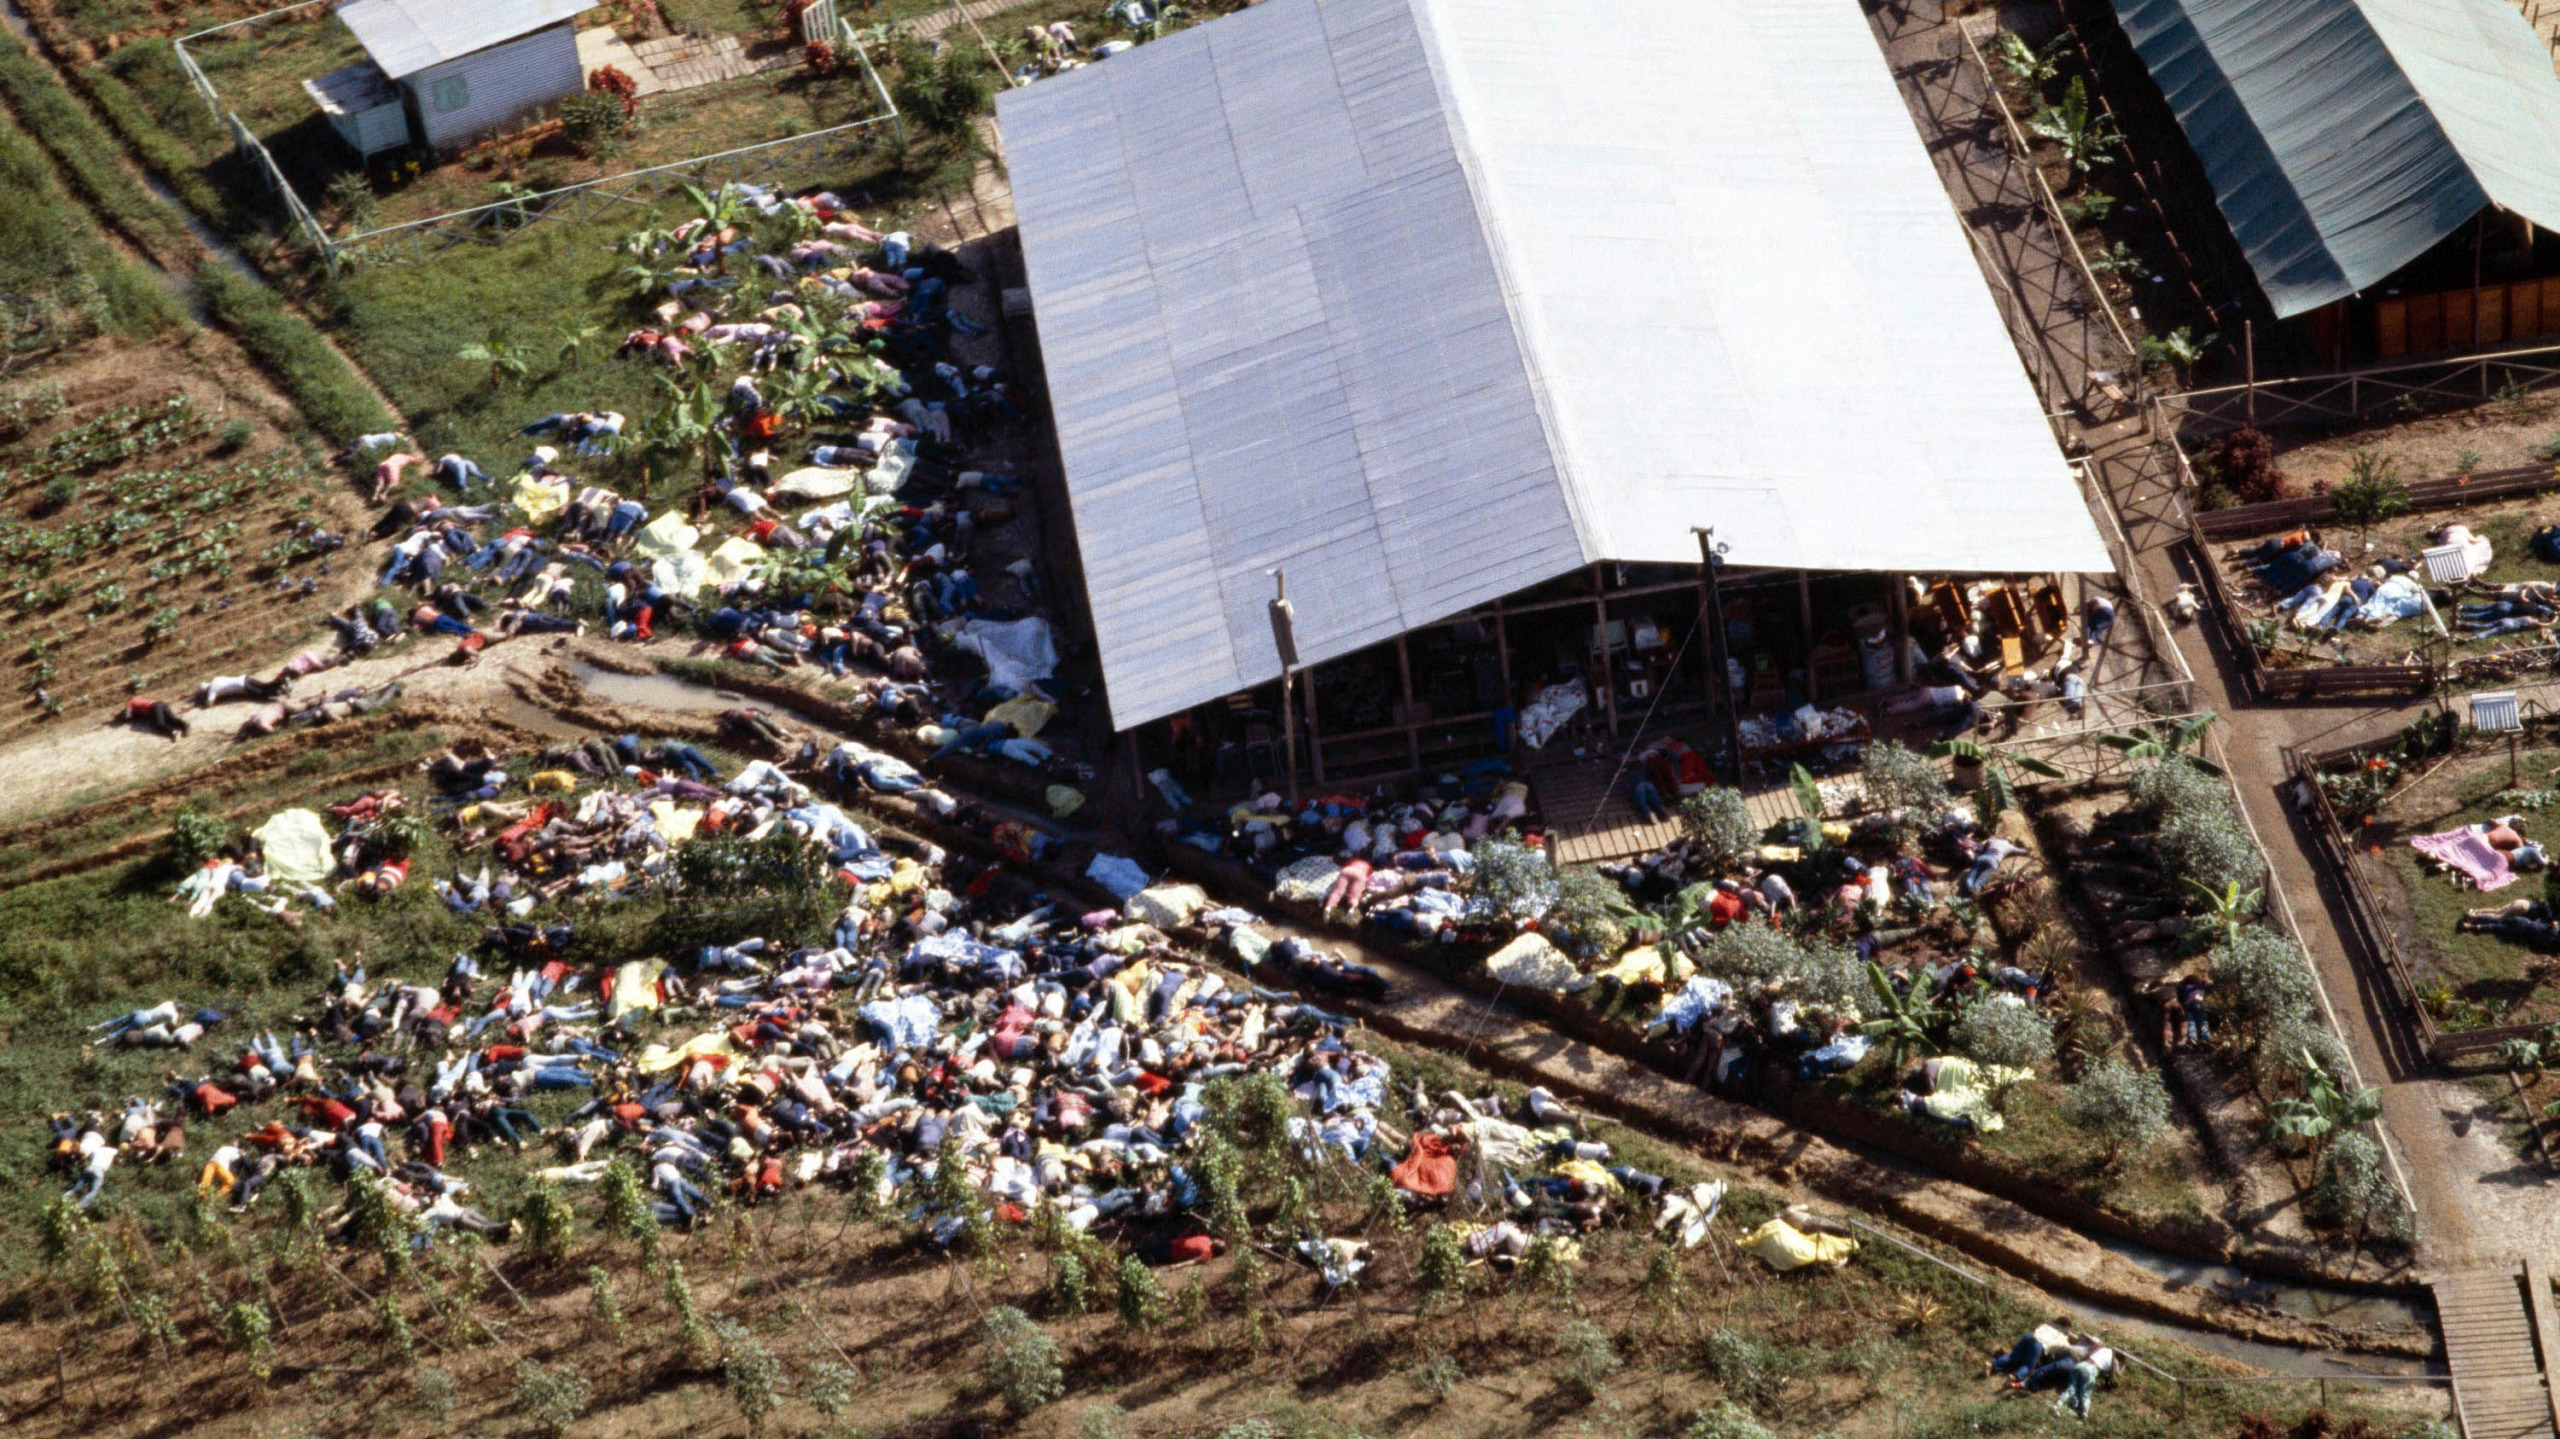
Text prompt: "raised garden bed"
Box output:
[[2300, 715, 2560, 1051]]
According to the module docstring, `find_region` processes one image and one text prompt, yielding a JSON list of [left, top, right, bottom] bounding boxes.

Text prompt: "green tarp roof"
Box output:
[[2110, 0, 2560, 316]]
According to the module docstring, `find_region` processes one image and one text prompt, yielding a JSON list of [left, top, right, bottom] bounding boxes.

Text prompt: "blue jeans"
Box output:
[[1629, 776, 1673, 822], [440, 457, 489, 491], [661, 743, 717, 780], [1992, 1336, 2046, 1376]]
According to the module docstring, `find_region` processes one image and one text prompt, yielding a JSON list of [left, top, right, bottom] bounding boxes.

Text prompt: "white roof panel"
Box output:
[[336, 0, 599, 79], [1001, 0, 2112, 729]]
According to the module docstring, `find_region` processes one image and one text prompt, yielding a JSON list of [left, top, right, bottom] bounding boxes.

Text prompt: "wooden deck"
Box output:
[[1532, 753, 1806, 867], [2437, 1266, 2560, 1439]]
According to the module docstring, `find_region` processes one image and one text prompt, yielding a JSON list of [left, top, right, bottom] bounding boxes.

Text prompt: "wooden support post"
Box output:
[[1593, 565, 1619, 738], [1394, 634, 1421, 773], [1797, 570, 1817, 704], [1492, 601, 1513, 706], [2243, 319, 2255, 426], [1890, 576, 1913, 684], [1303, 664, 1325, 785], [1698, 576, 1719, 703]]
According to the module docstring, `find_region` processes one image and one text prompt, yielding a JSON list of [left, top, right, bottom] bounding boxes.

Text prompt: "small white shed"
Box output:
[[326, 0, 602, 153], [303, 61, 407, 158]]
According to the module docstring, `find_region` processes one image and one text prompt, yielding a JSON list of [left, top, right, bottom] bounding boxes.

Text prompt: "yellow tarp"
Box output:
[[250, 808, 332, 885], [703, 535, 767, 589], [510, 473, 570, 526], [637, 1030, 738, 1075], [650, 801, 703, 843], [1738, 1219, 1859, 1271], [633, 511, 700, 559], [985, 696, 1056, 737], [1597, 944, 1694, 988], [608, 958, 667, 1022]]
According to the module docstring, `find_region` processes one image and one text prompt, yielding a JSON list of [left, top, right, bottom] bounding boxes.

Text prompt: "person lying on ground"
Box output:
[[113, 696, 190, 739], [370, 451, 424, 503], [194, 672, 292, 709]]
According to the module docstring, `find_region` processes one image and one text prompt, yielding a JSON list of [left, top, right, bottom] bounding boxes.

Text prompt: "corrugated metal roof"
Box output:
[[336, 0, 599, 79], [1001, 0, 2114, 731], [2108, 0, 2560, 317]]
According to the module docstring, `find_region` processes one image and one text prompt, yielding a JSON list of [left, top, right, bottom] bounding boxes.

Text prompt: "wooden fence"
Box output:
[[2375, 278, 2560, 361], [2174, 341, 2560, 439], [2290, 737, 2557, 1065], [2191, 460, 2560, 541], [2182, 504, 2443, 702]]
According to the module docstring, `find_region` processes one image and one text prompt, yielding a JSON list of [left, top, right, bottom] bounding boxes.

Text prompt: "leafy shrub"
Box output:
[[1116, 1255, 1167, 1333], [2156, 798, 2263, 896], [325, 171, 378, 233], [2211, 927, 2317, 1047], [1686, 1403, 1777, 1439], [1694, 924, 1863, 1014], [1679, 787, 1759, 869], [412, 1368, 458, 1423], [1949, 995, 2056, 1070], [2066, 1059, 2168, 1165], [587, 63, 641, 115], [1546, 865, 1633, 956], [1554, 1318, 1621, 1400], [1470, 837, 1557, 918], [560, 91, 635, 159], [216, 419, 256, 452], [1859, 740, 1953, 842], [891, 41, 993, 134], [194, 262, 393, 442], [1700, 1327, 1792, 1413], [168, 804, 228, 869], [2126, 758, 2222, 817], [717, 1320, 784, 1437], [513, 1359, 591, 1438], [982, 1305, 1064, 1415], [2199, 426, 2286, 504]]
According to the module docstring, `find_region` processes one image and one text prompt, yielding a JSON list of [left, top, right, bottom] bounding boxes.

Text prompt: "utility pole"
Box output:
[[1694, 528, 1743, 784], [1268, 568, 1300, 807]]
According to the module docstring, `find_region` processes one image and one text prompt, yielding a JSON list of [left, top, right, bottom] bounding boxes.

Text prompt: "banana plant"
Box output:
[[2027, 77, 2121, 181], [1928, 738, 2064, 820], [2099, 712, 2222, 775], [2264, 1047, 2381, 1157], [1790, 763, 1827, 853], [455, 327, 530, 392], [2181, 876, 2263, 951], [1857, 963, 1942, 1070], [1989, 30, 2068, 91]]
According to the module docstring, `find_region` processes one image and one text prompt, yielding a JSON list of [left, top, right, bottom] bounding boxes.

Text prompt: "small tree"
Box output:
[[2265, 1047, 2382, 1159], [1417, 1223, 1466, 1306], [982, 1305, 1064, 1415], [1115, 1255, 1167, 1334], [516, 1179, 577, 1266], [1553, 1318, 1621, 1402], [456, 327, 530, 391], [1679, 787, 1760, 870], [226, 1301, 276, 1380], [513, 1359, 592, 1438], [717, 1320, 785, 1437], [1686, 1402, 1778, 1439], [2331, 450, 2411, 543], [2066, 1059, 2169, 1168], [2199, 426, 2287, 505], [1859, 740, 1953, 848], [1949, 994, 2056, 1071], [585, 1265, 626, 1339], [1857, 963, 1942, 1069], [168, 805, 229, 869], [1546, 865, 1641, 957]]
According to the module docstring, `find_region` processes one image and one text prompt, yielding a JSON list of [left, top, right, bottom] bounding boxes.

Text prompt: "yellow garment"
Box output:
[[527, 770, 579, 793], [1737, 1219, 1859, 1271], [1555, 1159, 1619, 1193], [1598, 944, 1692, 987], [632, 510, 700, 558], [703, 535, 767, 589], [510, 473, 570, 525], [637, 1030, 739, 1075], [1046, 785, 1086, 818], [608, 958, 667, 1021], [1756, 845, 1804, 864], [985, 696, 1057, 737], [649, 801, 703, 843], [888, 858, 928, 895], [250, 808, 332, 885]]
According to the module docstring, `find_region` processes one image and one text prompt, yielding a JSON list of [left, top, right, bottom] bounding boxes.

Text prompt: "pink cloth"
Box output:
[[2412, 827, 2517, 891]]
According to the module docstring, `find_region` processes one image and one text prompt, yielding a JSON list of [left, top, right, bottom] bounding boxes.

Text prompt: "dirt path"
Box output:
[[1870, 0, 2544, 1266]]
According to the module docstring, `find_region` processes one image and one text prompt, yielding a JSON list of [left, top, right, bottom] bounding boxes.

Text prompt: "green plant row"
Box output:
[[73, 43, 240, 242], [0, 41, 196, 268], [0, 79, 183, 340], [194, 260, 393, 441]]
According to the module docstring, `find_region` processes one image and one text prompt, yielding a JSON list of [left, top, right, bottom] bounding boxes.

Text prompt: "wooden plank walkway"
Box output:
[[1532, 755, 1806, 867], [2437, 1267, 2558, 1439]]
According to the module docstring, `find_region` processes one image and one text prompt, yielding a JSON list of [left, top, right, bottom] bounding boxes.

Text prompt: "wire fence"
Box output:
[[172, 0, 902, 271]]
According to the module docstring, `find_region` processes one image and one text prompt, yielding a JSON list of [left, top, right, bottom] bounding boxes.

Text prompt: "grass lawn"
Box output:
[[2355, 739, 2560, 1031]]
